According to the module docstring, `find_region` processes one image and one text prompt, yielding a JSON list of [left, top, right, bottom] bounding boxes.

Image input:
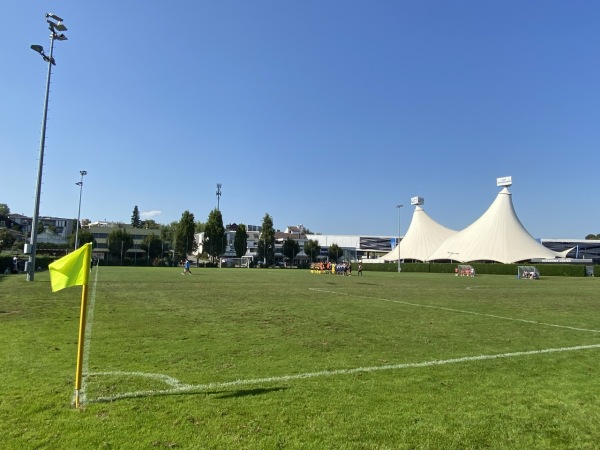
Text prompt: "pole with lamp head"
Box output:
[[74, 170, 87, 249], [263, 233, 266, 266], [27, 13, 68, 281], [216, 183, 222, 211]]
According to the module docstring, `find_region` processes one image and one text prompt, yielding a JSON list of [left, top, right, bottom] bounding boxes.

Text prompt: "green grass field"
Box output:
[[1, 267, 600, 449]]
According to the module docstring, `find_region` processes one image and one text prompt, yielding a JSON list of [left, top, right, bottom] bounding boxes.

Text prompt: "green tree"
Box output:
[[195, 221, 206, 233], [304, 239, 320, 262], [161, 222, 177, 242], [585, 233, 600, 240], [141, 219, 160, 229], [282, 237, 299, 262], [257, 213, 275, 265], [160, 223, 177, 264], [131, 206, 142, 228], [140, 233, 162, 263], [234, 223, 248, 258], [0, 203, 10, 216], [175, 211, 197, 260], [0, 228, 16, 251], [108, 228, 133, 264], [328, 243, 342, 262], [203, 209, 225, 260]]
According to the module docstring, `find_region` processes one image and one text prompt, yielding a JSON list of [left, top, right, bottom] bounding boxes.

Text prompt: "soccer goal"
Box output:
[[457, 265, 474, 276], [219, 257, 251, 268], [517, 266, 539, 279]]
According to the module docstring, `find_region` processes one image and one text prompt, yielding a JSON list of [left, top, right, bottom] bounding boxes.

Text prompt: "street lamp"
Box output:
[[27, 13, 68, 281], [395, 204, 404, 272], [263, 233, 267, 266], [216, 183, 222, 211], [74, 170, 87, 249]]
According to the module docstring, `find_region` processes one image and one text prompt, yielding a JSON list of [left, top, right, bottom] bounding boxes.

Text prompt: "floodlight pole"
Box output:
[[27, 14, 67, 281], [216, 183, 222, 211], [74, 170, 87, 249], [396, 204, 404, 272]]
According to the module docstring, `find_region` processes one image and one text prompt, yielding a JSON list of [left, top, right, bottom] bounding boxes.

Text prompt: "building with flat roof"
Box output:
[[86, 222, 163, 263], [540, 239, 600, 263], [8, 213, 73, 243]]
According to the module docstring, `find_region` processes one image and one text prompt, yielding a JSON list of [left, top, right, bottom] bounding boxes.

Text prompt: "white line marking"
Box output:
[[309, 288, 600, 334], [91, 371, 192, 388], [87, 343, 600, 403]]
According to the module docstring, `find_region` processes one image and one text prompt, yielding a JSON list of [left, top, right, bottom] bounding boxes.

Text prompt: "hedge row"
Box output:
[[2, 255, 597, 277], [362, 262, 597, 277], [0, 255, 56, 274]]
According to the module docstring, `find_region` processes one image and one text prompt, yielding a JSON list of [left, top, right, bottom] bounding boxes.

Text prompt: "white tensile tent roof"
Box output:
[[381, 205, 457, 262], [426, 187, 565, 264]]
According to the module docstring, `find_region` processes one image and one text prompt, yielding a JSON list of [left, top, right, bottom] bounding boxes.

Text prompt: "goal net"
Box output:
[[219, 257, 251, 268], [456, 265, 474, 276], [517, 266, 539, 279]]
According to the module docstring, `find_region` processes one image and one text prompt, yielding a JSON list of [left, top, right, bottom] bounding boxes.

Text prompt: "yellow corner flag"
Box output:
[[49, 243, 92, 292]]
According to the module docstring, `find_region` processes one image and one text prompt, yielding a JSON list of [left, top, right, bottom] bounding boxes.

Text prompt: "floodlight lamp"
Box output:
[[80, 170, 87, 176], [76, 182, 83, 186], [55, 34, 68, 41], [46, 13, 64, 22], [47, 20, 67, 33], [30, 44, 44, 54]]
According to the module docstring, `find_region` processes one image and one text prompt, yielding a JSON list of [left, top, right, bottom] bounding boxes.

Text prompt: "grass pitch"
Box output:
[[1, 267, 600, 449]]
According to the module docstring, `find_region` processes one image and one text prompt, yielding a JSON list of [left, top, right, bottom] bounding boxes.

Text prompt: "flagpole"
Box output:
[[47, 242, 92, 408], [73, 243, 91, 408], [74, 282, 89, 408]]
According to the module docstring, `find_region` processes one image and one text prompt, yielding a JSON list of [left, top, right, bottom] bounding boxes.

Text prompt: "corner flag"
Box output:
[[48, 243, 91, 292], [48, 243, 94, 408]]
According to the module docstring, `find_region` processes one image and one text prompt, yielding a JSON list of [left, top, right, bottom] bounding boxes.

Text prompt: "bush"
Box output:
[[0, 255, 14, 274], [0, 254, 56, 274]]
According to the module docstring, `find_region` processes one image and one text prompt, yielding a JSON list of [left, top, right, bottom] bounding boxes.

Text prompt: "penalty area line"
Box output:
[[87, 343, 600, 403]]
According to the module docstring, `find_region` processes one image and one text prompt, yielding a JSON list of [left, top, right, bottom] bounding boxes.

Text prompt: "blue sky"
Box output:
[[2, 1, 599, 239]]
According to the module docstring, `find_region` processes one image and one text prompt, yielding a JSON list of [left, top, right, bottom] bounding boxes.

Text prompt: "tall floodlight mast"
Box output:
[[74, 170, 87, 249], [216, 183, 222, 211], [27, 13, 68, 281]]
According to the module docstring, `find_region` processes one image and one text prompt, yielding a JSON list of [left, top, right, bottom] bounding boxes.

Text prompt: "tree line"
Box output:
[[1, 202, 342, 264]]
